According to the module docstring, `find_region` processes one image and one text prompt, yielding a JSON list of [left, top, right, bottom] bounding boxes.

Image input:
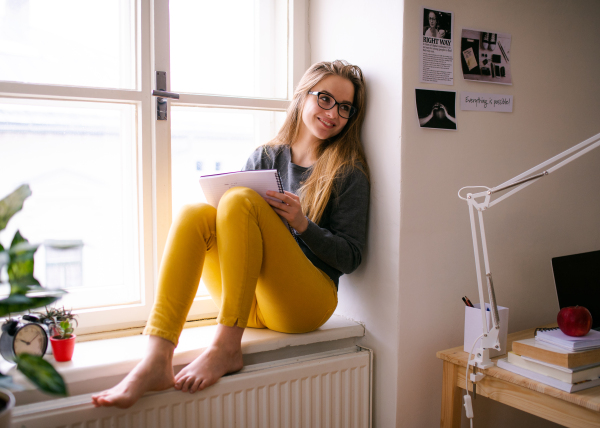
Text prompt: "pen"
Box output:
[[462, 297, 469, 306], [464, 296, 475, 307]]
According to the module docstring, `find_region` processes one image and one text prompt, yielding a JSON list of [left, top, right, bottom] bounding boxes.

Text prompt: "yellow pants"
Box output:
[[144, 187, 338, 346]]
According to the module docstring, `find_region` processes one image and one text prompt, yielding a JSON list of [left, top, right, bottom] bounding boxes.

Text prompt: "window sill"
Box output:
[[8, 315, 364, 405]]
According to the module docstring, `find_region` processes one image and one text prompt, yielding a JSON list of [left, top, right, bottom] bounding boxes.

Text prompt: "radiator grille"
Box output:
[[13, 348, 370, 428]]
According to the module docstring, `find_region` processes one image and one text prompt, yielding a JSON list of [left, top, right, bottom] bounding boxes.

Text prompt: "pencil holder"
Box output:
[[464, 303, 509, 358]]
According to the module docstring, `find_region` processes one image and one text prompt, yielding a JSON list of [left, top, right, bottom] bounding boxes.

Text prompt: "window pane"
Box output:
[[0, 0, 135, 89], [171, 106, 285, 296], [0, 99, 139, 310], [170, 0, 288, 99]]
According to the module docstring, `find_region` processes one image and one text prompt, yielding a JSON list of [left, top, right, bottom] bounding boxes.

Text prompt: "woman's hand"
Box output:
[[265, 190, 309, 234], [439, 103, 457, 124], [419, 104, 438, 126]]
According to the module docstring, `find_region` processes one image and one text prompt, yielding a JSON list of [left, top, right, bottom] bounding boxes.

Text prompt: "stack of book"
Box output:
[[497, 328, 600, 392]]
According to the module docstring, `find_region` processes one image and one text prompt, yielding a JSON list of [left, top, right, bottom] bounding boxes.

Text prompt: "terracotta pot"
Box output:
[[50, 334, 76, 362], [0, 388, 15, 428]]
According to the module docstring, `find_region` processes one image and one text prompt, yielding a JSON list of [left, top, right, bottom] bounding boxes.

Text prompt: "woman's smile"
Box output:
[[318, 117, 335, 128]]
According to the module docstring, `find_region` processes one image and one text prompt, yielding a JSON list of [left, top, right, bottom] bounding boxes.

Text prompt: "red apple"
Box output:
[[557, 306, 593, 337]]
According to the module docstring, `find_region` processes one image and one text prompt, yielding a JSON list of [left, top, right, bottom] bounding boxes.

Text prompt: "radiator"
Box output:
[[12, 347, 371, 428]]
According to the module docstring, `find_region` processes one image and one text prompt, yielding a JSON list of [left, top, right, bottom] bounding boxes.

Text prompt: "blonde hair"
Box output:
[[266, 60, 370, 224]]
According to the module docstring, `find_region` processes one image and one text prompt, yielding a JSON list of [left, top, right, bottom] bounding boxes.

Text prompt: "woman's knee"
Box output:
[[173, 203, 216, 232], [219, 187, 265, 212]]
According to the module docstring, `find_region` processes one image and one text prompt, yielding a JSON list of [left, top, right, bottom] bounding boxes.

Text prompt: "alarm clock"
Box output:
[[0, 315, 49, 363]]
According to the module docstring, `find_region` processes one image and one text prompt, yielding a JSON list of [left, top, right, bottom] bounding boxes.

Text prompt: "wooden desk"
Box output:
[[436, 326, 600, 427]]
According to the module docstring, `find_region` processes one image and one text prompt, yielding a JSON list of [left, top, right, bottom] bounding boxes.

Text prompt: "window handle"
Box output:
[[151, 89, 179, 99], [153, 71, 178, 120]]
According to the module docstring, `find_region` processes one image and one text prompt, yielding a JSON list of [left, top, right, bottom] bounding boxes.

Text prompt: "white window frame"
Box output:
[[0, 0, 309, 336]]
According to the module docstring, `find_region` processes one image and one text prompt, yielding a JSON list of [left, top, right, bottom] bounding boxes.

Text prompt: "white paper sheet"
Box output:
[[419, 6, 454, 85], [460, 91, 513, 112]]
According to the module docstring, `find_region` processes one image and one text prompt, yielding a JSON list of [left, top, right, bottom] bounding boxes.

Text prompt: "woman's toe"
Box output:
[[91, 391, 108, 403], [182, 376, 195, 392], [198, 379, 209, 391], [190, 378, 202, 393], [96, 396, 109, 406], [174, 376, 185, 390]]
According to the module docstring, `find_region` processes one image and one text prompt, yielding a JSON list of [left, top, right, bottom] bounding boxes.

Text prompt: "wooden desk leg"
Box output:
[[441, 361, 463, 428]]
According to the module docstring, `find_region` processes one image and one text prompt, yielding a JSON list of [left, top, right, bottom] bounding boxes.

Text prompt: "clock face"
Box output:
[[13, 324, 47, 357]]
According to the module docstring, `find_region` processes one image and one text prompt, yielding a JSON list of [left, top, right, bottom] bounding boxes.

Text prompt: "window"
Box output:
[[0, 0, 308, 335]]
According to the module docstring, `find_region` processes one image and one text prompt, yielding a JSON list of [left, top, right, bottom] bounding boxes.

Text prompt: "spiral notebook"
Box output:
[[199, 169, 295, 235]]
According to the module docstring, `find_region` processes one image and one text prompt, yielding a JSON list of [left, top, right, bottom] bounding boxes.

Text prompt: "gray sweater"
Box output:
[[244, 145, 369, 287]]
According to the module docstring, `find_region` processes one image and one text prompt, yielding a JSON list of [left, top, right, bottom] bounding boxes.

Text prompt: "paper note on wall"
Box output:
[[462, 47, 477, 71], [460, 91, 513, 112]]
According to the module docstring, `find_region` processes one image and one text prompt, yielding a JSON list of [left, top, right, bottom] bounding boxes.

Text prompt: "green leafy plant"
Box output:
[[0, 185, 67, 396], [37, 306, 78, 339]]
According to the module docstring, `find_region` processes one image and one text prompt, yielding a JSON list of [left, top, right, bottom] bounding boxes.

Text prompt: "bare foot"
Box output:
[[174, 344, 243, 393], [92, 337, 175, 409]]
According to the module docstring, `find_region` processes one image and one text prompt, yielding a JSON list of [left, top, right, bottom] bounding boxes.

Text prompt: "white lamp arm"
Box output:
[[460, 132, 600, 206]]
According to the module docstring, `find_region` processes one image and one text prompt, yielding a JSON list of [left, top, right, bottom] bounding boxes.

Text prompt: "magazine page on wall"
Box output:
[[420, 6, 454, 85], [415, 89, 457, 131], [461, 28, 512, 85]]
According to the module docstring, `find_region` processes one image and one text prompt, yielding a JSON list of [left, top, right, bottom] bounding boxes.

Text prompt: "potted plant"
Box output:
[[0, 185, 68, 426], [39, 307, 78, 362]]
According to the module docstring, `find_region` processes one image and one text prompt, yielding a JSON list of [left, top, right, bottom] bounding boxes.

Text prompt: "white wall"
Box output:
[[309, 1, 404, 426], [311, 0, 600, 426], [398, 0, 600, 427]]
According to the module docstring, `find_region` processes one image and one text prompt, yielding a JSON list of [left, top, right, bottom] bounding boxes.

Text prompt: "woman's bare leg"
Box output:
[[91, 336, 175, 408], [174, 323, 244, 393]]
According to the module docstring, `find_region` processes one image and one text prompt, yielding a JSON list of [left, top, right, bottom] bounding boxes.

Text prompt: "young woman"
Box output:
[[92, 60, 370, 409], [424, 10, 446, 39]]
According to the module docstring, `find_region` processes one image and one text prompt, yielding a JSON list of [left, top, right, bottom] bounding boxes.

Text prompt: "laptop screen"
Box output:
[[552, 250, 600, 330]]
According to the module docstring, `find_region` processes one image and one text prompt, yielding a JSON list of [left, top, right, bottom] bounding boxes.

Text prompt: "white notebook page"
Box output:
[[199, 169, 282, 207], [199, 170, 294, 235]]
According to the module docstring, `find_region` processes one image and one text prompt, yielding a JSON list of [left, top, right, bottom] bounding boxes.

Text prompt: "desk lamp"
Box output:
[[458, 131, 600, 368], [457, 131, 600, 423]]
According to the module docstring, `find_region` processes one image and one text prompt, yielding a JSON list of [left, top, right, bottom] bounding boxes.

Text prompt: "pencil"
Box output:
[[499, 41, 509, 63], [464, 296, 475, 307]]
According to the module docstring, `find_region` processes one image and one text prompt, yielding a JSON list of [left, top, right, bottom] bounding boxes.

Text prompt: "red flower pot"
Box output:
[[50, 335, 76, 362]]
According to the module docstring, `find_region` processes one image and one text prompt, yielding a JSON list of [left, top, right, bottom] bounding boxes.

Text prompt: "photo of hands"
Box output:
[[415, 89, 457, 131], [461, 28, 512, 85]]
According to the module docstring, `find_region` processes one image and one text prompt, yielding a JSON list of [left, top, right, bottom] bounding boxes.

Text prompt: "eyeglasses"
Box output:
[[307, 91, 357, 119]]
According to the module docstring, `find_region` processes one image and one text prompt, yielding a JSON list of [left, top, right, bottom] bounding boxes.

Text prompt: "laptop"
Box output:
[[552, 250, 600, 331]]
